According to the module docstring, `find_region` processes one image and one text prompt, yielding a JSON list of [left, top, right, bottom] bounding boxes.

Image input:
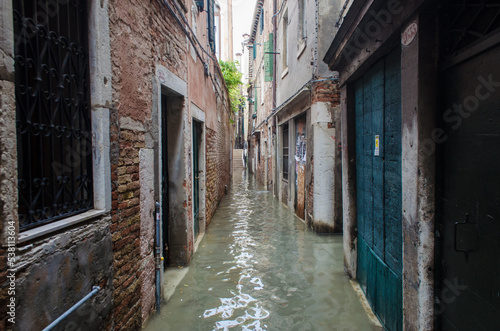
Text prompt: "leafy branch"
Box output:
[[219, 60, 245, 115]]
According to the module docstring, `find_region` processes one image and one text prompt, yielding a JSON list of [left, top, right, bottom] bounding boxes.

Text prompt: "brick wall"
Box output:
[[312, 80, 340, 105], [205, 94, 232, 226], [109, 126, 144, 330], [108, 0, 189, 328]]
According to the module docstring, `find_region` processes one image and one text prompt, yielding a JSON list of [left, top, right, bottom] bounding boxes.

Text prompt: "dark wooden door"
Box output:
[[192, 121, 201, 238], [437, 44, 500, 330], [161, 94, 170, 266], [355, 48, 402, 331]]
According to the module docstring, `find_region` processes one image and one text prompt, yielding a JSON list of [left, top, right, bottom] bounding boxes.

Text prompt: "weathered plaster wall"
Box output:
[[139, 149, 155, 322], [14, 218, 113, 331], [401, 14, 437, 331], [310, 80, 342, 233], [317, 0, 344, 76], [340, 84, 357, 278]]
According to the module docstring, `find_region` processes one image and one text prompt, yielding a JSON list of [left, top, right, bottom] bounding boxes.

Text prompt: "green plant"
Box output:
[[219, 60, 244, 115]]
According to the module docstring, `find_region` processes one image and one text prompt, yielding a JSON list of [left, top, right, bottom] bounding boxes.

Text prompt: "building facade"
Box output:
[[246, 0, 344, 232], [0, 0, 233, 330], [324, 0, 500, 329]]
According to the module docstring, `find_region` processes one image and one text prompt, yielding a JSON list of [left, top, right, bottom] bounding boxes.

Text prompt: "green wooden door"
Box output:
[[355, 48, 402, 331], [193, 121, 200, 237]]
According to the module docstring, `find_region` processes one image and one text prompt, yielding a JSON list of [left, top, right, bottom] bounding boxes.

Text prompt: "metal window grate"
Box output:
[[13, 0, 93, 230], [441, 0, 500, 57]]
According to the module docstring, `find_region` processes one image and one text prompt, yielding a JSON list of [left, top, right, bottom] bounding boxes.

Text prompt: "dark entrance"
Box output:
[[192, 120, 202, 238], [355, 48, 402, 331], [436, 43, 500, 330], [161, 94, 170, 266]]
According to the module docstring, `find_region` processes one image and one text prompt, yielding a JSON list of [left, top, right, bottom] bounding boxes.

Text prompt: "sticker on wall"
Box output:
[[374, 135, 380, 156], [402, 22, 418, 46]]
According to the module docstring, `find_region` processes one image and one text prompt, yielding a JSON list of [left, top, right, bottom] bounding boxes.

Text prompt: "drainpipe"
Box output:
[[155, 201, 163, 313], [42, 286, 101, 331]]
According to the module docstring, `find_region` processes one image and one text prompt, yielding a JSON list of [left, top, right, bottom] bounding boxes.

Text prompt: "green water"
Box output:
[[146, 170, 376, 331]]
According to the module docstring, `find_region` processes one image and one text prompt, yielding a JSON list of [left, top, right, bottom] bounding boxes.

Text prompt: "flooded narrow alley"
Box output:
[[146, 171, 378, 330]]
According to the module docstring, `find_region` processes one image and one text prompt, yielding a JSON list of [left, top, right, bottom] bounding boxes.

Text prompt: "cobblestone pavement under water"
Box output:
[[146, 170, 378, 331]]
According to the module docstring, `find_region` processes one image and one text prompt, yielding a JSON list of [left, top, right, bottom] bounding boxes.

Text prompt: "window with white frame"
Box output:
[[298, 0, 306, 43]]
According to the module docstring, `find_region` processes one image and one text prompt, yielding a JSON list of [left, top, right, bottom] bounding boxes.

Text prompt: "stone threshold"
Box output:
[[162, 232, 205, 303], [350, 280, 384, 330]]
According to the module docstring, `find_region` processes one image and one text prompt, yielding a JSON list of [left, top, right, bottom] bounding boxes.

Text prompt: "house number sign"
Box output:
[[402, 22, 418, 46]]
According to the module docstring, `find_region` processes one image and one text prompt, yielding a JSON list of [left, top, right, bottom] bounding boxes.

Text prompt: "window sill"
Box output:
[[297, 41, 307, 59], [18, 209, 106, 244], [281, 67, 289, 79]]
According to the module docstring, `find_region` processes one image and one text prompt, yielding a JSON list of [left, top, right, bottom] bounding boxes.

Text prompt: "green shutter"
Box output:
[[254, 92, 258, 113], [253, 45, 256, 59], [264, 33, 273, 82]]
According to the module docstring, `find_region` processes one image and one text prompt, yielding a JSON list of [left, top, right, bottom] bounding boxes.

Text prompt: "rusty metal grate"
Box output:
[[441, 0, 500, 57]]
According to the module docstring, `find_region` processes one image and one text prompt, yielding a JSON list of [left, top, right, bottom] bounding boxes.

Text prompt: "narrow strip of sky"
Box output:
[[232, 0, 257, 57]]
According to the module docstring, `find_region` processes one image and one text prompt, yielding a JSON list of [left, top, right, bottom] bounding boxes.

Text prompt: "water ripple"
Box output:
[[145, 171, 378, 331]]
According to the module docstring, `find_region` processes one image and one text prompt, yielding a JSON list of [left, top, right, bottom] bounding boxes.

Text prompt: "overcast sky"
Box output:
[[232, 0, 257, 57]]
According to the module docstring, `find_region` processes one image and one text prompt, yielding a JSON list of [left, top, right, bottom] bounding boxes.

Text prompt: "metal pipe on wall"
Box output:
[[155, 201, 162, 313], [42, 286, 101, 331]]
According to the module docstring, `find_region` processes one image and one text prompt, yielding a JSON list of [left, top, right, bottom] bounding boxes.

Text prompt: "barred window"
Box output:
[[14, 0, 93, 230]]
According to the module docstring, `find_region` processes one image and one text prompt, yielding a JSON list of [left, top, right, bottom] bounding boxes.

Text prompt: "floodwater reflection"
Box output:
[[146, 170, 376, 330]]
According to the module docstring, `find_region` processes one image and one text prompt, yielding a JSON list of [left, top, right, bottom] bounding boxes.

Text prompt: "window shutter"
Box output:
[[264, 33, 273, 82], [254, 92, 258, 113], [207, 0, 215, 53]]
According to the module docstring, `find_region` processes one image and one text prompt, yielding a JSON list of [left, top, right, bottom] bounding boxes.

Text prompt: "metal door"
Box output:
[[355, 48, 402, 331], [436, 44, 500, 330], [192, 121, 201, 238], [295, 115, 306, 219]]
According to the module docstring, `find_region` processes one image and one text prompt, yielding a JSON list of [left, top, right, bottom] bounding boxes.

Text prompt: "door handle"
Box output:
[[454, 213, 471, 261], [195, 176, 199, 180]]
